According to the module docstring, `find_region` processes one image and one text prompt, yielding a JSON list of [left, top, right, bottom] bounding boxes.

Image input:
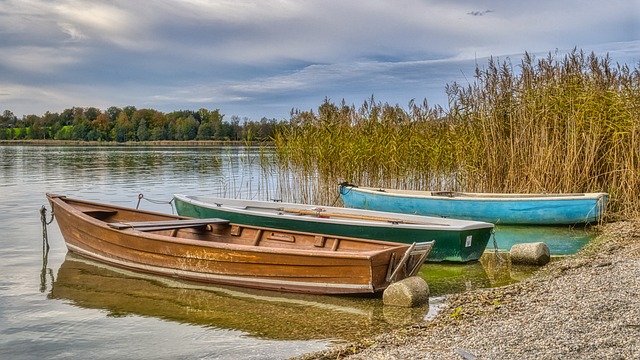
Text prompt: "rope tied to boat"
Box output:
[[136, 193, 175, 214], [39, 205, 55, 292], [337, 181, 357, 196], [40, 205, 54, 252], [491, 228, 505, 263], [335, 181, 356, 206]]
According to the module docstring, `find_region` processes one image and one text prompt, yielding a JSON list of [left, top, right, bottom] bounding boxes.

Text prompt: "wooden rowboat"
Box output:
[[173, 194, 494, 263], [339, 184, 608, 225], [47, 193, 434, 295]]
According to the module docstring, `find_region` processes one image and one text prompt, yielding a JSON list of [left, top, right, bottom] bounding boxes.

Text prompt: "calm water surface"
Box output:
[[0, 145, 596, 360]]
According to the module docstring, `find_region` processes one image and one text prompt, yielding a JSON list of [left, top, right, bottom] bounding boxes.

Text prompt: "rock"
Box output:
[[510, 242, 551, 266], [383, 276, 429, 307]]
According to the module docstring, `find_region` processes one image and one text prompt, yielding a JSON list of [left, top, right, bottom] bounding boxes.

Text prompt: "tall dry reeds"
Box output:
[[273, 50, 640, 219]]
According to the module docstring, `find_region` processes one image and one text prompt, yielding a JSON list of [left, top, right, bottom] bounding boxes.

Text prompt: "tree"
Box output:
[[71, 118, 91, 140], [174, 115, 199, 140], [1, 110, 17, 127], [149, 111, 168, 140], [15, 122, 26, 139], [30, 120, 47, 139], [123, 105, 137, 119], [42, 111, 60, 128], [107, 106, 122, 122], [92, 113, 112, 141], [60, 108, 74, 126], [196, 121, 215, 140], [111, 112, 134, 142], [84, 107, 101, 122], [137, 118, 150, 141]]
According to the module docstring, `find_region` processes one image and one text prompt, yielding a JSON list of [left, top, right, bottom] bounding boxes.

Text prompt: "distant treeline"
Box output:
[[0, 106, 285, 142]]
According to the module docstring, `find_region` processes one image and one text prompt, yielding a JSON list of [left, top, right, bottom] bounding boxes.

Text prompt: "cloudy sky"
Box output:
[[1, 0, 639, 120]]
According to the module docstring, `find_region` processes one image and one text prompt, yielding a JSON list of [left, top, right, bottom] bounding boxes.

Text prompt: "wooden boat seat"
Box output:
[[108, 218, 230, 232]]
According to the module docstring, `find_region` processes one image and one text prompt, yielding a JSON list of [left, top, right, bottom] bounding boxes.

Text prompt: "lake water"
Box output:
[[0, 145, 596, 360]]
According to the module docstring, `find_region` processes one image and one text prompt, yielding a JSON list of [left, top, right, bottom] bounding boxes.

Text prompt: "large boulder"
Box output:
[[510, 242, 551, 266], [383, 276, 429, 308]]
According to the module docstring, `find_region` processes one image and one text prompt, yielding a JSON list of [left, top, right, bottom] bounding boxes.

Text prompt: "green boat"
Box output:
[[173, 194, 495, 262]]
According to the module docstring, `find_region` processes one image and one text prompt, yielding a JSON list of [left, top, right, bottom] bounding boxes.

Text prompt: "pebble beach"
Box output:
[[294, 219, 640, 360]]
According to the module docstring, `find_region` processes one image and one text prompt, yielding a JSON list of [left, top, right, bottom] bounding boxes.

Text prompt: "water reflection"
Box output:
[[49, 253, 428, 343], [494, 225, 595, 254], [0, 145, 280, 200]]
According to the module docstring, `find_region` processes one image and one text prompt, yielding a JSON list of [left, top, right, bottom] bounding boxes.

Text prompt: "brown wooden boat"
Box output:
[[47, 193, 434, 295]]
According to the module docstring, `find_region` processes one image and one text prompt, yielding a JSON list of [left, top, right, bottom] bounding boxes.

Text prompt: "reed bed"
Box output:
[[273, 50, 640, 220]]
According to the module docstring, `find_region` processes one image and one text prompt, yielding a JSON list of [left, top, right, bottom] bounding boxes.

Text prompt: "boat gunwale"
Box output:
[[348, 186, 609, 202], [173, 194, 495, 231]]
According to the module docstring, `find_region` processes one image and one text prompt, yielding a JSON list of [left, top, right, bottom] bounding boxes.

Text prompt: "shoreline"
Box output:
[[295, 219, 640, 359], [0, 139, 268, 146]]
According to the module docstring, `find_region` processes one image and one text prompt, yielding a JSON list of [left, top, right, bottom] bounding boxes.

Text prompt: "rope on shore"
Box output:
[[136, 193, 175, 214]]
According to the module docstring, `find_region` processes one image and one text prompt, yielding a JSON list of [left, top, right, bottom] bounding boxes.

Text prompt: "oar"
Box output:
[[282, 209, 450, 226], [243, 204, 451, 226]]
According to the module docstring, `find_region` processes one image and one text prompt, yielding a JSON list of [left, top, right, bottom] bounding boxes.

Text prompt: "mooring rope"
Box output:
[[40, 205, 54, 251], [330, 191, 343, 207], [333, 181, 356, 206], [39, 205, 54, 293], [136, 193, 175, 214], [491, 228, 505, 263]]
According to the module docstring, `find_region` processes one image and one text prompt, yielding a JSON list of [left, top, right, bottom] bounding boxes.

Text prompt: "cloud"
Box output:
[[57, 22, 88, 42], [1, 0, 639, 119]]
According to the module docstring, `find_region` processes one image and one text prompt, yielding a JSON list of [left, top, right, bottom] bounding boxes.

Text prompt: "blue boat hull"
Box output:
[[339, 186, 608, 225]]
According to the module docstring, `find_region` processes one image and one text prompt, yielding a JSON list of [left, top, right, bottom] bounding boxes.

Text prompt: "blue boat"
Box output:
[[339, 184, 608, 225]]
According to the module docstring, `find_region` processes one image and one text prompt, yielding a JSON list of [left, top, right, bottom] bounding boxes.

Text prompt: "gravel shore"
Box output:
[[294, 219, 640, 360]]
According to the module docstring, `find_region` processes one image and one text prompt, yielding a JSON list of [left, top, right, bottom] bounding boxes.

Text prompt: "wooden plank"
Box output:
[[108, 218, 230, 231]]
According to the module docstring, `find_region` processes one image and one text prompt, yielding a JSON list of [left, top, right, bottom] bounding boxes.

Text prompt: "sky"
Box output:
[[1, 0, 639, 120]]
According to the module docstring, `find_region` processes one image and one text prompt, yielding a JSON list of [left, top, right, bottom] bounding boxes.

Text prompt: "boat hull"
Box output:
[[339, 186, 608, 225], [174, 195, 493, 262], [48, 194, 429, 295]]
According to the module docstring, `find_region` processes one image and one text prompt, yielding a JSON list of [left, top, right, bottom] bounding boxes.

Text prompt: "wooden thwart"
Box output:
[[108, 218, 230, 232]]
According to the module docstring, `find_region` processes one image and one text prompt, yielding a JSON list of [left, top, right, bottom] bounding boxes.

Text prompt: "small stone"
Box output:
[[510, 242, 551, 266], [383, 276, 429, 307]]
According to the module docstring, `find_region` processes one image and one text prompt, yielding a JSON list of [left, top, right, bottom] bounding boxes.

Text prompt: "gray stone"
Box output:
[[510, 242, 551, 266], [383, 276, 429, 307]]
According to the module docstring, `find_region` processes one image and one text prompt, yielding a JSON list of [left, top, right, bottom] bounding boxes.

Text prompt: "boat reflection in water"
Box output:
[[420, 250, 549, 297], [49, 253, 429, 343], [493, 225, 595, 255], [419, 225, 597, 297]]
